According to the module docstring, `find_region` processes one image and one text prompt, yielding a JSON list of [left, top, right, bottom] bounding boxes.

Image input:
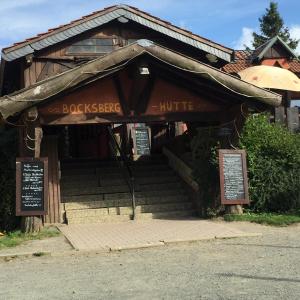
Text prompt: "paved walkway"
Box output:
[[59, 218, 261, 251]]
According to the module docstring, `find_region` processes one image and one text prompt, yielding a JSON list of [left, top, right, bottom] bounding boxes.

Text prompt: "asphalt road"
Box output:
[[0, 223, 299, 300]]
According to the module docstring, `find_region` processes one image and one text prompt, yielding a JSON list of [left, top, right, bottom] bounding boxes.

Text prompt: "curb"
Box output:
[[109, 241, 164, 252], [0, 232, 262, 260]]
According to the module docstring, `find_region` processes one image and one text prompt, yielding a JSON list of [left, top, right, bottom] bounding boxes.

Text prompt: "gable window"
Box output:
[[127, 39, 137, 45], [66, 38, 114, 54]]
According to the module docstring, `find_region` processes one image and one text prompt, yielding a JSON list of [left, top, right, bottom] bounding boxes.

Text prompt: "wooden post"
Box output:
[[275, 106, 285, 125], [225, 205, 243, 215], [287, 107, 299, 133], [21, 108, 44, 233], [220, 105, 247, 215]]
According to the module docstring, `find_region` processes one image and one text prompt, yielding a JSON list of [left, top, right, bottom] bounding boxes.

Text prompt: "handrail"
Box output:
[[107, 126, 136, 220]]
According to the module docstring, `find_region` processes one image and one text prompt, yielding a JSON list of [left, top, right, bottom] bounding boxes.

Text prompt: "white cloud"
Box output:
[[290, 25, 300, 55], [233, 27, 254, 49]]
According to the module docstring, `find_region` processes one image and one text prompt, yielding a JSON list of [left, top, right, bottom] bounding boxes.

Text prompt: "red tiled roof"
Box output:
[[3, 5, 232, 54], [234, 50, 252, 60], [222, 50, 252, 73], [222, 49, 300, 74], [289, 60, 300, 73]]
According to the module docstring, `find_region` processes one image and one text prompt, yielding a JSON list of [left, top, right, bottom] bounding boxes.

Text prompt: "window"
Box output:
[[127, 39, 137, 45], [66, 38, 114, 54]]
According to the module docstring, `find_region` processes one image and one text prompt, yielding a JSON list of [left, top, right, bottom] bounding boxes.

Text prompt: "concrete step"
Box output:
[[62, 187, 186, 201], [135, 210, 197, 220], [66, 202, 193, 220], [67, 214, 132, 224], [61, 185, 130, 197], [61, 174, 100, 182], [62, 168, 97, 176], [61, 159, 117, 169], [99, 175, 179, 187], [62, 180, 185, 196], [137, 182, 184, 192], [67, 209, 196, 224], [63, 195, 190, 210], [97, 169, 174, 180]]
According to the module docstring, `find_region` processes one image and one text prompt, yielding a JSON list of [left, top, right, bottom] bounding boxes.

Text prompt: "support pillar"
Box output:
[[21, 108, 44, 233]]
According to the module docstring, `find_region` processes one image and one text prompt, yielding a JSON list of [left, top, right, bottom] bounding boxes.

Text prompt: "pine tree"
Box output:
[[252, 1, 298, 50]]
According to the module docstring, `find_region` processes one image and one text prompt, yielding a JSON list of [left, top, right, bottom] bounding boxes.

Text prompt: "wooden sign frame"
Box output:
[[218, 149, 249, 205], [16, 157, 49, 216]]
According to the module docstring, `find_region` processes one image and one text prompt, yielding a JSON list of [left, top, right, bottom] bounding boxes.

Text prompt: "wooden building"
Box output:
[[0, 5, 281, 225]]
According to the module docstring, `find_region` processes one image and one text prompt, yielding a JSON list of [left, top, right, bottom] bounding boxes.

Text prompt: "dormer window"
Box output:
[[66, 38, 114, 55]]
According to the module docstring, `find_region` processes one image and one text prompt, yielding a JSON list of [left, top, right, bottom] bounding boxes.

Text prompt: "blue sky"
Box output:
[[0, 0, 300, 53]]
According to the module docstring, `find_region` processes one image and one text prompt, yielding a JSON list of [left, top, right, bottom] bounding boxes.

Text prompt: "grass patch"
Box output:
[[32, 251, 48, 257], [224, 211, 300, 226], [0, 227, 60, 250]]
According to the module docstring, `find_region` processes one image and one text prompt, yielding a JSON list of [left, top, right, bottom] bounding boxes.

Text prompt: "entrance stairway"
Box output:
[[60, 157, 196, 224]]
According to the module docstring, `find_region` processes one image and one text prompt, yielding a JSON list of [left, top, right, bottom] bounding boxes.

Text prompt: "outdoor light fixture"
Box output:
[[139, 67, 150, 75], [117, 16, 128, 23], [206, 53, 218, 63]]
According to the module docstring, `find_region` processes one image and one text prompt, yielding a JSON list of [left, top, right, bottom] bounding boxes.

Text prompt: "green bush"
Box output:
[[0, 127, 19, 231], [240, 114, 300, 212], [191, 128, 220, 215]]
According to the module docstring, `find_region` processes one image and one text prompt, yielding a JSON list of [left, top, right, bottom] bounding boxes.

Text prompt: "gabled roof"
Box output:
[[251, 35, 299, 62], [0, 40, 281, 120], [223, 36, 300, 74], [1, 5, 233, 62]]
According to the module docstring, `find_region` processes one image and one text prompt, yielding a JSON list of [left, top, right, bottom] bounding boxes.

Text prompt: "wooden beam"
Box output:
[[34, 127, 43, 158], [127, 64, 149, 112], [40, 111, 224, 125], [0, 42, 281, 120], [135, 75, 156, 114], [151, 61, 243, 105], [112, 74, 130, 115]]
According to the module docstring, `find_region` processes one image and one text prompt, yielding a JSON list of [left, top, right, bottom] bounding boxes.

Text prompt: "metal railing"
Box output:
[[107, 126, 136, 220]]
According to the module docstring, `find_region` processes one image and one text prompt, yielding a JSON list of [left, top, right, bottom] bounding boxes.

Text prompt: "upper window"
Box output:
[[127, 39, 137, 45], [66, 38, 114, 54]]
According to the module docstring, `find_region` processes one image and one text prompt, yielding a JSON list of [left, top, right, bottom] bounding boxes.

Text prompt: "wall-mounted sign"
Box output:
[[146, 79, 221, 115], [38, 78, 123, 116], [218, 150, 249, 205], [132, 126, 151, 155], [16, 158, 48, 216]]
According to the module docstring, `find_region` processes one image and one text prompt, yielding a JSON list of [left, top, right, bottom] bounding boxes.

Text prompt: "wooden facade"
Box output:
[[0, 5, 282, 224], [19, 22, 227, 90]]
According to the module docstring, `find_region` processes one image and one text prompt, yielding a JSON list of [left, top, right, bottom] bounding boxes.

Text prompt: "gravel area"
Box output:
[[0, 235, 73, 256], [0, 222, 299, 300]]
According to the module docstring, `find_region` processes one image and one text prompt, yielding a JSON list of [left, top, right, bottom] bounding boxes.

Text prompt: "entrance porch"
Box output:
[[0, 40, 281, 225]]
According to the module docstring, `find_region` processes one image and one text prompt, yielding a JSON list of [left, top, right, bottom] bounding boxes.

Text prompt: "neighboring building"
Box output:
[[0, 5, 280, 224], [223, 36, 300, 76]]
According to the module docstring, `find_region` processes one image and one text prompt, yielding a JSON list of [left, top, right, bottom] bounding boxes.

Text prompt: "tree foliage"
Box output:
[[239, 114, 300, 212], [252, 1, 298, 50], [0, 127, 19, 232]]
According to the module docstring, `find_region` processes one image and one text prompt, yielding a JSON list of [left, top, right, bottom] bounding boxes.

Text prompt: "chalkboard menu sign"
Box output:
[[133, 127, 151, 155], [218, 150, 249, 205], [16, 158, 48, 216]]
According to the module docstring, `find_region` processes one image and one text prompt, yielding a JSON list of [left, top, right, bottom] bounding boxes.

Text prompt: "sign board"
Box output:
[[133, 127, 151, 155], [218, 150, 249, 205], [16, 158, 48, 216]]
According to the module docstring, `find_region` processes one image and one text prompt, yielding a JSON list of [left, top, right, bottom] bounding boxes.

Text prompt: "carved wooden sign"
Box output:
[[146, 79, 222, 115], [218, 149, 249, 205], [39, 78, 123, 116], [16, 158, 48, 216]]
